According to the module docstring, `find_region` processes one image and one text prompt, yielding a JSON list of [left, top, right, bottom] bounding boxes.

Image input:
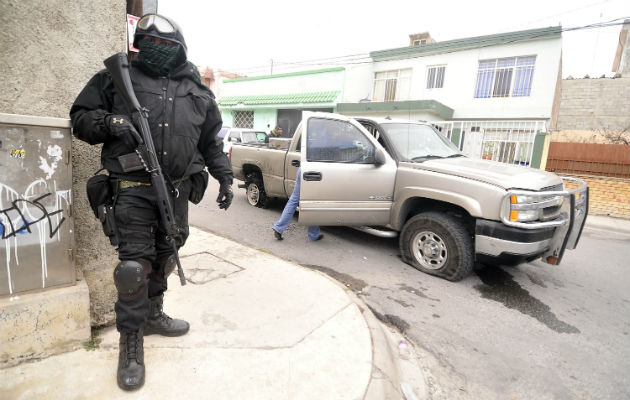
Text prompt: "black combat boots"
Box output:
[[144, 294, 190, 336], [117, 329, 145, 391]]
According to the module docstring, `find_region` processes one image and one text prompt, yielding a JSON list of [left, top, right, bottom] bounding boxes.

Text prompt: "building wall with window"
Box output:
[[348, 34, 561, 120], [337, 27, 562, 123], [217, 68, 345, 136]]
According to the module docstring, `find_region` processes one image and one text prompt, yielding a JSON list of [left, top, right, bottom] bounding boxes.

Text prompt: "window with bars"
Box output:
[[373, 69, 412, 102], [233, 110, 254, 128], [426, 65, 446, 89], [474, 56, 536, 98]]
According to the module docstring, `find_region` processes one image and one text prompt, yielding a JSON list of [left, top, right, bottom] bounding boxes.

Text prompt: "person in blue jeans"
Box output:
[[272, 167, 323, 241]]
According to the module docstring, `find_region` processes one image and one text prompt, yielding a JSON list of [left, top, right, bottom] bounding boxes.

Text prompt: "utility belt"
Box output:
[[86, 170, 208, 247], [119, 175, 189, 190]]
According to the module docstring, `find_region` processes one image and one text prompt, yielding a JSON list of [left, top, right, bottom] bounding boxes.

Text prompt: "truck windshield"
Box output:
[[381, 123, 462, 162]]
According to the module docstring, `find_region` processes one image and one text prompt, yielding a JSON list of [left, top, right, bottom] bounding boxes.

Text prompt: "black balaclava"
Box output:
[[137, 38, 181, 76]]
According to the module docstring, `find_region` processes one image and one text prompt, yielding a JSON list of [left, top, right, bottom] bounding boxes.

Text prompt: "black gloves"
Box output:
[[105, 114, 141, 149], [216, 180, 233, 210]]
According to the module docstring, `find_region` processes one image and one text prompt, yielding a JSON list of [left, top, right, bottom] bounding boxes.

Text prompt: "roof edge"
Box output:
[[336, 100, 454, 119], [370, 26, 562, 61]]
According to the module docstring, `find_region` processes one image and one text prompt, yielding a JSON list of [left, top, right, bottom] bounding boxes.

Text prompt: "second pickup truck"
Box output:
[[231, 112, 588, 281]]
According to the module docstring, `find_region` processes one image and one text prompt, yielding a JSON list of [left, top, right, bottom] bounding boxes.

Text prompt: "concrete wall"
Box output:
[[0, 0, 127, 329], [345, 37, 562, 120], [553, 77, 630, 136]]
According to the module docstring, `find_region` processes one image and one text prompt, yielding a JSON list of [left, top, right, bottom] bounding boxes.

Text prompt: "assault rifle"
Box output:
[[104, 52, 186, 286]]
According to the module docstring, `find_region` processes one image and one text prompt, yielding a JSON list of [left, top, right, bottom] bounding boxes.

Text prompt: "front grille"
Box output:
[[540, 183, 563, 192], [538, 184, 564, 221]]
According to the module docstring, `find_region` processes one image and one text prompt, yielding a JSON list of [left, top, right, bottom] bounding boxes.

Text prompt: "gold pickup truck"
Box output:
[[231, 112, 588, 281]]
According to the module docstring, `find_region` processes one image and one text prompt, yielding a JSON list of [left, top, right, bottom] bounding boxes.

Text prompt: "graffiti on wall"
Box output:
[[0, 179, 72, 294]]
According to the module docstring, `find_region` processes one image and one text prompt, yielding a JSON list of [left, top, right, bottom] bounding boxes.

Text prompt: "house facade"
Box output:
[[338, 27, 562, 166]]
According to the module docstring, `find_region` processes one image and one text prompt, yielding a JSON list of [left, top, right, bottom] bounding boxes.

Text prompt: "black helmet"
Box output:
[[133, 14, 188, 59]]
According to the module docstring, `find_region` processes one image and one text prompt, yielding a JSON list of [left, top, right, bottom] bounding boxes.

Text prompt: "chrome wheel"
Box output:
[[246, 183, 260, 206], [411, 230, 447, 270]]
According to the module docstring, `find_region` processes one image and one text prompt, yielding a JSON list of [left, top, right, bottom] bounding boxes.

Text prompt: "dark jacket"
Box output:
[[70, 59, 232, 185]]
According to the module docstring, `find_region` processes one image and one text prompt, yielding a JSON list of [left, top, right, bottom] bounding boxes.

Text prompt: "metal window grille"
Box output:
[[373, 69, 411, 102], [513, 56, 536, 96], [474, 56, 535, 98], [427, 66, 445, 89], [233, 111, 254, 128], [430, 120, 545, 166]]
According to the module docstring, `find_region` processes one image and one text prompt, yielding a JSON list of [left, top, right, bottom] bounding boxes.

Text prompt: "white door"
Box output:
[[298, 113, 397, 226]]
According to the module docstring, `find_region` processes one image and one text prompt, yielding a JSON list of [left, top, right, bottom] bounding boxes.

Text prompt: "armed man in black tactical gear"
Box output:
[[70, 14, 233, 391]]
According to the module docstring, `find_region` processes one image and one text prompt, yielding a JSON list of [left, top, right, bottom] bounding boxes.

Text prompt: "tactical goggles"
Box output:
[[137, 14, 175, 33]]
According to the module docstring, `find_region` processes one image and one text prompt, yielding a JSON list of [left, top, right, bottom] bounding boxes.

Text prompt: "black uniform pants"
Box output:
[[113, 179, 191, 332]]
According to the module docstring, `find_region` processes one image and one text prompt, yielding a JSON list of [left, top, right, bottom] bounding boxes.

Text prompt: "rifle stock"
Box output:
[[104, 52, 187, 286]]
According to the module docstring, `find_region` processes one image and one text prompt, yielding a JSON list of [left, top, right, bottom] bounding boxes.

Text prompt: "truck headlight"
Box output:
[[509, 194, 564, 222]]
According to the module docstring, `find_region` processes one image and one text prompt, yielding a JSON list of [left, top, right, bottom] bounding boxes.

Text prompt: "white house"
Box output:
[[338, 26, 562, 121]]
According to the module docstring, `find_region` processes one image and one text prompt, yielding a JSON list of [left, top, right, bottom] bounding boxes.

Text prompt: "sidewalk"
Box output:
[[0, 227, 426, 400], [584, 214, 630, 235]]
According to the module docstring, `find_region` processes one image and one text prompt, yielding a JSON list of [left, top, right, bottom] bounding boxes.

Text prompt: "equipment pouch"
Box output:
[[97, 204, 119, 246], [118, 152, 145, 173], [86, 173, 112, 217], [188, 170, 209, 204]]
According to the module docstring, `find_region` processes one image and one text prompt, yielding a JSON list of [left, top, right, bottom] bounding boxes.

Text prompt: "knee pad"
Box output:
[[151, 254, 176, 282], [113, 260, 147, 296]]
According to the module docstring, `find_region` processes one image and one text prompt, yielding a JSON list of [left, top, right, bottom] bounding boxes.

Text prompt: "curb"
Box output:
[[584, 215, 630, 235], [296, 264, 428, 400]]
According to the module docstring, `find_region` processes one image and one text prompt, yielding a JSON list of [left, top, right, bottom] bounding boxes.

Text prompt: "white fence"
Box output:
[[428, 120, 547, 167]]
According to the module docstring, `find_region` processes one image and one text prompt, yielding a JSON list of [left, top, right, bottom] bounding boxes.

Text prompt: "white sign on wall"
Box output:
[[127, 14, 140, 53]]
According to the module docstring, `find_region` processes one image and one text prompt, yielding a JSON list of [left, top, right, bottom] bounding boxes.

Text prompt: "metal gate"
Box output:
[[429, 120, 545, 166], [0, 114, 74, 296]]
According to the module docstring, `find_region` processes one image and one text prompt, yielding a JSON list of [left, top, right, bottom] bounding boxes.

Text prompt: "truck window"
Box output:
[[307, 118, 375, 163]]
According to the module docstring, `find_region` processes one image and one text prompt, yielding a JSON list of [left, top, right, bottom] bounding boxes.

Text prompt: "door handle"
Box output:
[[302, 171, 322, 181], [291, 159, 300, 167]]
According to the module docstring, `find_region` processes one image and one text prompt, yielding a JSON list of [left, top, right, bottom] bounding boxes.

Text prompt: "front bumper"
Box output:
[[477, 177, 589, 265], [475, 220, 554, 261]]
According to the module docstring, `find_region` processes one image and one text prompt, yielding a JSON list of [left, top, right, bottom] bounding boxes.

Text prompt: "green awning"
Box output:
[[218, 91, 341, 107], [337, 100, 454, 120]]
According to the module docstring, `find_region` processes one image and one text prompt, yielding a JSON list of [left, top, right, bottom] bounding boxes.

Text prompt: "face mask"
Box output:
[[137, 38, 181, 76]]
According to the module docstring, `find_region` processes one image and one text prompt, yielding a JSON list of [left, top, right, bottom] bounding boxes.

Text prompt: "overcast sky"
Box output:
[[158, 0, 629, 78]]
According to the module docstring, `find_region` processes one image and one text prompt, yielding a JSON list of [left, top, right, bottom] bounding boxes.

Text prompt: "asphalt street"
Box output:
[[190, 179, 630, 400]]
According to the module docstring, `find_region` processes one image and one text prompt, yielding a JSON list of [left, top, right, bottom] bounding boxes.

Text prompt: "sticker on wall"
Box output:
[[10, 149, 25, 159], [50, 130, 64, 139], [38, 144, 63, 179]]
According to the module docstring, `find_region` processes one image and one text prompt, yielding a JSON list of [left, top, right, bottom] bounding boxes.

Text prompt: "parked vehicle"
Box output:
[[219, 127, 268, 155], [231, 112, 588, 281]]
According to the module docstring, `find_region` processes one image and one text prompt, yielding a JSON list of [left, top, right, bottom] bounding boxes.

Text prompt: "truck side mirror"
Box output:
[[374, 148, 386, 165]]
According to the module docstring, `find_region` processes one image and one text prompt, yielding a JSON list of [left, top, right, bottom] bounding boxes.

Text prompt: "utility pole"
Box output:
[[270, 59, 273, 75]]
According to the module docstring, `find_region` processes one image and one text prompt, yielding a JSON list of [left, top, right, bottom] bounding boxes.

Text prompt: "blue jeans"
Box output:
[[273, 168, 321, 241]]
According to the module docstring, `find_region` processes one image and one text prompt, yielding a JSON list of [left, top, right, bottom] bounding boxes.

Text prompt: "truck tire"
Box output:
[[399, 212, 473, 281], [245, 173, 269, 208]]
